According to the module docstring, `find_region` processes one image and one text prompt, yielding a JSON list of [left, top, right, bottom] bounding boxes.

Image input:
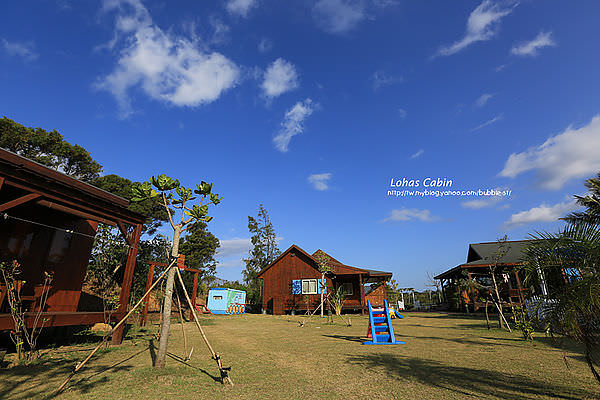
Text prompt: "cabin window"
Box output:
[[301, 279, 318, 294], [213, 296, 223, 300], [342, 282, 353, 295]]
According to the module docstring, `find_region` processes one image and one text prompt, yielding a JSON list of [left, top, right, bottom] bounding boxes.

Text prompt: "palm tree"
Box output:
[[564, 173, 600, 224], [522, 221, 600, 384]]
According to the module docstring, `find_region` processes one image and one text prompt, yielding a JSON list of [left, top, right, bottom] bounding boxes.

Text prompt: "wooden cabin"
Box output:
[[0, 148, 145, 343], [256, 245, 393, 315], [434, 240, 547, 311]]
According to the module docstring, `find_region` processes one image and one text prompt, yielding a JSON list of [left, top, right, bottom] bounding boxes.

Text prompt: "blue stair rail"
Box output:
[[362, 299, 405, 345]]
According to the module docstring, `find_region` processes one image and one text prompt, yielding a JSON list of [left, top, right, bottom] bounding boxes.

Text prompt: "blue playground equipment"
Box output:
[[362, 299, 405, 345]]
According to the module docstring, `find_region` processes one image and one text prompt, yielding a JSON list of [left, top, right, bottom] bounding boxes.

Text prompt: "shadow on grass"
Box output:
[[347, 353, 593, 400], [323, 334, 365, 343]]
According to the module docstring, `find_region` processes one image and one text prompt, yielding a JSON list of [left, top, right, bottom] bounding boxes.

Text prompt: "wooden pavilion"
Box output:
[[434, 240, 547, 311], [0, 148, 146, 344]]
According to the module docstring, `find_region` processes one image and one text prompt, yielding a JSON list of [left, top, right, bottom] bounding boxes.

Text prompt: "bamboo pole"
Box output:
[[174, 289, 188, 360], [175, 268, 233, 386], [299, 296, 328, 327], [56, 261, 175, 395]]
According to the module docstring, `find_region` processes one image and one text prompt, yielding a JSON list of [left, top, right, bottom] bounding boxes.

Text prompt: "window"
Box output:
[[302, 279, 318, 294], [213, 296, 223, 300], [342, 282, 353, 295]]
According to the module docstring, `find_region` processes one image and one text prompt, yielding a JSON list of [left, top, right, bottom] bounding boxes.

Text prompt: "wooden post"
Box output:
[[514, 270, 525, 304], [359, 274, 365, 315], [112, 223, 142, 344], [140, 262, 155, 327], [0, 176, 4, 191], [191, 272, 198, 319]]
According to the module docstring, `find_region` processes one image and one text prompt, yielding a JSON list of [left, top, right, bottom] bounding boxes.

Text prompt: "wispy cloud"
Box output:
[[261, 58, 299, 99], [410, 149, 424, 159], [461, 187, 507, 209], [398, 108, 407, 119], [217, 238, 252, 257], [504, 200, 579, 228], [470, 114, 503, 132], [258, 37, 272, 53], [371, 70, 403, 90], [474, 93, 494, 107], [96, 0, 240, 118], [313, 0, 366, 34], [499, 115, 600, 190], [511, 31, 555, 57], [435, 0, 516, 57], [383, 208, 441, 223], [225, 0, 258, 18], [1, 38, 38, 61], [308, 173, 332, 190], [273, 99, 315, 152]]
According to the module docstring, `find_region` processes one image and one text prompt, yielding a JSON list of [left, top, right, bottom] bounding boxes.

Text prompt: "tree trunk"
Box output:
[[155, 224, 182, 368], [320, 273, 324, 318]]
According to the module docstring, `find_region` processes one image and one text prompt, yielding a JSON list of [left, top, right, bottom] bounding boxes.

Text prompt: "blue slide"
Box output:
[[394, 310, 405, 319]]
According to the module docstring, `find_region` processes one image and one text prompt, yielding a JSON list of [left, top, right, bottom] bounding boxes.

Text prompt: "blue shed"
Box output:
[[207, 288, 246, 315]]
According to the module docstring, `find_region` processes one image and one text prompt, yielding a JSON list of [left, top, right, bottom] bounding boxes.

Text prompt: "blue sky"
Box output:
[[2, 0, 600, 289]]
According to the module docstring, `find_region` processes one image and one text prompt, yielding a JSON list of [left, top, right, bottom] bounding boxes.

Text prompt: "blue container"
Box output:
[[207, 288, 246, 315]]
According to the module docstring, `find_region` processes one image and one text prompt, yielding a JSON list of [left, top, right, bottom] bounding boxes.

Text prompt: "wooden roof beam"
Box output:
[[0, 193, 41, 212]]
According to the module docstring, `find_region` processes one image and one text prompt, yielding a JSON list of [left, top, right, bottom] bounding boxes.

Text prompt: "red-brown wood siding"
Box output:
[[365, 283, 387, 306]]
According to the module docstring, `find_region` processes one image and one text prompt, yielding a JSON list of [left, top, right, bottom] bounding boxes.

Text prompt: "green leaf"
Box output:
[[194, 181, 212, 195]]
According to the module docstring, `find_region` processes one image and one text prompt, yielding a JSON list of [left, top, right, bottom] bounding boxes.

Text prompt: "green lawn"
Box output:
[[1, 312, 599, 399]]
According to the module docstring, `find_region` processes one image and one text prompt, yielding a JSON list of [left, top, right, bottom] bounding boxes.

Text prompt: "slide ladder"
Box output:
[[363, 299, 405, 345]]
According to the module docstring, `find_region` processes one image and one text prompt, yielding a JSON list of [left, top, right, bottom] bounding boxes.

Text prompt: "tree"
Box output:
[[0, 117, 102, 182], [314, 251, 331, 317], [92, 174, 170, 235], [242, 205, 281, 304], [179, 220, 220, 292], [522, 221, 600, 384], [564, 172, 600, 224], [132, 175, 222, 369]]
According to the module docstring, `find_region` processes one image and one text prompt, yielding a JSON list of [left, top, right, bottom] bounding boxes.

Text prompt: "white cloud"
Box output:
[[383, 208, 440, 223], [308, 173, 332, 191], [261, 58, 299, 99], [398, 108, 407, 119], [258, 37, 272, 53], [273, 99, 315, 152], [96, 0, 240, 118], [371, 70, 403, 90], [461, 187, 507, 209], [511, 31, 555, 57], [475, 93, 494, 107], [504, 200, 579, 228], [435, 0, 515, 57], [499, 115, 600, 190], [225, 0, 258, 17], [313, 0, 366, 34], [217, 237, 252, 257], [470, 114, 503, 132], [1, 38, 38, 61], [410, 149, 424, 159]]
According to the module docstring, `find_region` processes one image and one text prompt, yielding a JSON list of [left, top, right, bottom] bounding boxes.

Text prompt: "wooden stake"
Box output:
[[56, 261, 175, 395], [299, 297, 328, 327], [174, 289, 188, 360], [175, 268, 233, 386]]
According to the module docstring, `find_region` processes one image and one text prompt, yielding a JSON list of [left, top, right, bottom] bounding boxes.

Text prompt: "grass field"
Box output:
[[1, 312, 599, 399]]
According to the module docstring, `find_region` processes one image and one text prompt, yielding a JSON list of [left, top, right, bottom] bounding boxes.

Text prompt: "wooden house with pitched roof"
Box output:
[[256, 244, 393, 315]]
